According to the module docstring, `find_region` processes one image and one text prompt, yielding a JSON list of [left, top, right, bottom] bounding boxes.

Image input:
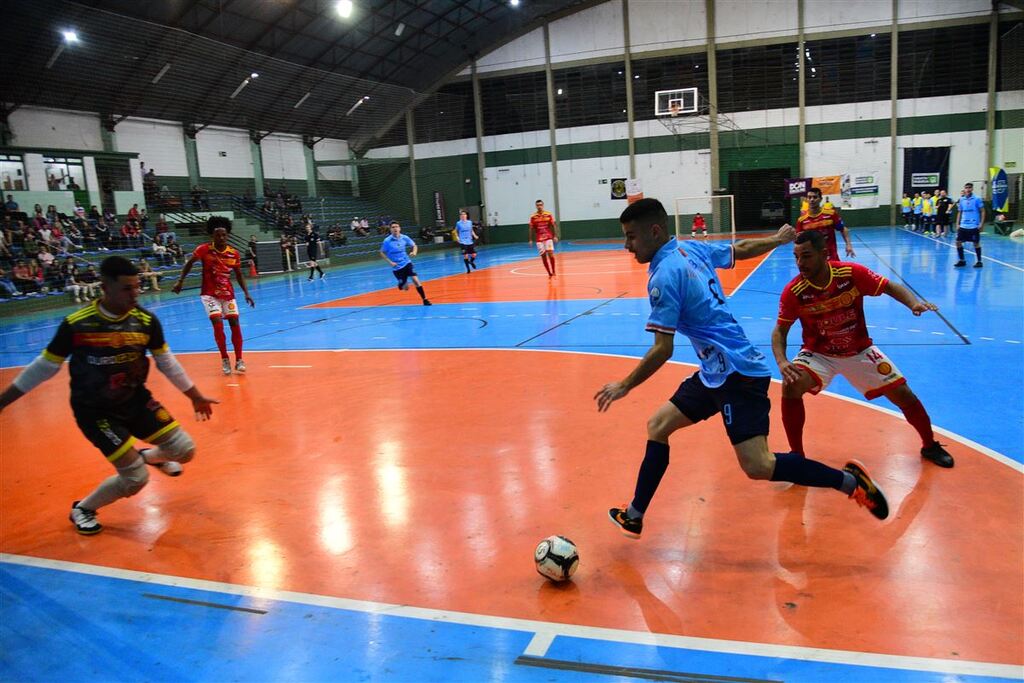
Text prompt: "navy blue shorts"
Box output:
[[392, 262, 416, 281], [460, 244, 476, 255], [669, 372, 771, 445], [956, 227, 981, 243]]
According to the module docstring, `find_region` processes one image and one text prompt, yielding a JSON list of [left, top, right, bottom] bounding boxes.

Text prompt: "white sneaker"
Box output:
[[69, 501, 102, 535], [235, 359, 246, 374], [221, 358, 232, 375]]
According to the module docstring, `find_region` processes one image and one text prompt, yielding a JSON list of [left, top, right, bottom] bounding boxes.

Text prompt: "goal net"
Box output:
[[673, 195, 735, 241]]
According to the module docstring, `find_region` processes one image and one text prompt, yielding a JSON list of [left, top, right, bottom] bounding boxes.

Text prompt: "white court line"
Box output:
[[728, 243, 779, 296], [0, 552, 1018, 680], [268, 365, 313, 368], [523, 630, 557, 657], [900, 228, 1024, 272]]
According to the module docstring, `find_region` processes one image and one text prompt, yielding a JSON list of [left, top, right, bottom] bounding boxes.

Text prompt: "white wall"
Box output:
[[196, 127, 254, 178], [635, 149, 714, 205], [896, 129, 989, 196], [9, 107, 103, 151], [116, 118, 189, 177], [804, 0, 892, 34], [475, 27, 545, 74], [556, 155, 631, 220], [897, 0, 990, 24], [482, 163, 554, 227], [716, 0, 799, 43], [550, 1, 625, 64], [629, 0, 706, 55], [261, 134, 307, 180], [806, 136, 894, 206], [314, 138, 352, 182]]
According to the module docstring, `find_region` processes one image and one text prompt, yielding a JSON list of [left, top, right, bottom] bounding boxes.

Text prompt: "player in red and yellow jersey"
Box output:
[[172, 216, 255, 375], [795, 187, 854, 261], [528, 199, 559, 277], [770, 231, 953, 468]]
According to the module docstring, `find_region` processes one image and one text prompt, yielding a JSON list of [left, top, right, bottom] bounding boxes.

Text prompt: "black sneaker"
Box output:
[[921, 442, 954, 468], [973, 261, 983, 268], [608, 507, 643, 539], [69, 501, 102, 535], [423, 299, 432, 306], [843, 460, 889, 520], [954, 261, 966, 268]]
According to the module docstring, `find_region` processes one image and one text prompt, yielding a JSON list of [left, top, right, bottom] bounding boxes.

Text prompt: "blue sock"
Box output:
[[629, 441, 670, 518], [771, 452, 854, 493]]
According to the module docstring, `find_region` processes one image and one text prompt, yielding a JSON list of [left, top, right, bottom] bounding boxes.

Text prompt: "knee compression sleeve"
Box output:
[[116, 459, 150, 497], [154, 428, 196, 463]]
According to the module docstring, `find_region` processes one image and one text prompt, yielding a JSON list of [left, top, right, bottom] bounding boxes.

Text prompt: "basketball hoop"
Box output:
[[669, 102, 681, 118]]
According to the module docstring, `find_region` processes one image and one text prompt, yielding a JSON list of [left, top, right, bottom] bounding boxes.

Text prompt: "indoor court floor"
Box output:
[[1, 226, 1022, 682]]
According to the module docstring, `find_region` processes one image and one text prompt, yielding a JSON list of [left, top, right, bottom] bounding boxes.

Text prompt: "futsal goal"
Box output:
[[673, 195, 736, 241]]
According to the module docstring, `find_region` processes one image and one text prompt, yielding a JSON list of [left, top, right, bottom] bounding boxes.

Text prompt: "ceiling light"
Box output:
[[556, 88, 563, 95], [61, 30, 79, 43], [336, 0, 354, 18], [293, 92, 311, 109], [152, 63, 171, 84], [395, 22, 405, 37], [510, 0, 520, 6], [250, 72, 260, 79]]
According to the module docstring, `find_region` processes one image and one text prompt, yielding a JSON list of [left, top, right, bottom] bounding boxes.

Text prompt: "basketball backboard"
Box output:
[[655, 88, 698, 117]]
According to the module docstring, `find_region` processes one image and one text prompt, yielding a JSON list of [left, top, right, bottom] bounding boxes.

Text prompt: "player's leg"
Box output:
[[308, 260, 317, 280], [608, 374, 708, 538], [225, 306, 244, 372], [394, 265, 409, 291], [971, 230, 982, 267], [537, 241, 552, 276], [546, 242, 556, 276], [781, 351, 833, 456], [410, 273, 431, 305], [202, 295, 231, 373], [127, 391, 193, 474], [469, 245, 477, 269], [721, 375, 889, 520], [883, 383, 954, 467]]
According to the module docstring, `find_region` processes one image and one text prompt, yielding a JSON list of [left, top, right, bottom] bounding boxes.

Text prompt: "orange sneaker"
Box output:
[[844, 460, 889, 520]]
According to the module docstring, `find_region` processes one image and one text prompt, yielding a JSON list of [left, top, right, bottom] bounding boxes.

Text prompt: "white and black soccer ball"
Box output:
[[534, 535, 579, 582]]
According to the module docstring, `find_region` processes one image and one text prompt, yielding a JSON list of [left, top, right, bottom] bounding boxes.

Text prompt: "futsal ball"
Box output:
[[534, 535, 579, 582]]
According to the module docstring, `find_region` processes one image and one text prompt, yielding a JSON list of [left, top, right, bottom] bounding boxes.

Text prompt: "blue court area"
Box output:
[[2, 226, 1022, 681]]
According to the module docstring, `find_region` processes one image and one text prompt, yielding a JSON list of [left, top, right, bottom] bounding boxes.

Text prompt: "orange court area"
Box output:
[[1, 349, 1020, 666], [308, 248, 771, 308]]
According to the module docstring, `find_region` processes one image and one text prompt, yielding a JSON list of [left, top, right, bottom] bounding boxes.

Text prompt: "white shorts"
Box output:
[[535, 239, 555, 254], [200, 295, 239, 319], [792, 345, 906, 400]]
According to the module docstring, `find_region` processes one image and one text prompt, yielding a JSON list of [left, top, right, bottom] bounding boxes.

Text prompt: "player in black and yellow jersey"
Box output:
[[0, 256, 218, 535]]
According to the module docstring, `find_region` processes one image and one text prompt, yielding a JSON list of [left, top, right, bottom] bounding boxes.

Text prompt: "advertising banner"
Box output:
[[626, 178, 644, 204], [990, 167, 1009, 213]]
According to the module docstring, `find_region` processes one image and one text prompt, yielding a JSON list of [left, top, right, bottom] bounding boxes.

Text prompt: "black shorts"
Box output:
[[460, 244, 476, 255], [73, 389, 179, 463], [669, 372, 771, 445], [937, 214, 951, 227], [956, 227, 981, 243], [392, 263, 416, 281]]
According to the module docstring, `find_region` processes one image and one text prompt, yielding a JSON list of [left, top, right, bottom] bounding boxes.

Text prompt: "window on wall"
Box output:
[[805, 33, 891, 106], [42, 156, 86, 191], [716, 42, 799, 113], [897, 24, 988, 99], [997, 20, 1022, 92], [480, 71, 549, 136], [552, 62, 627, 128], [631, 52, 709, 121], [0, 154, 26, 191], [414, 81, 476, 143]]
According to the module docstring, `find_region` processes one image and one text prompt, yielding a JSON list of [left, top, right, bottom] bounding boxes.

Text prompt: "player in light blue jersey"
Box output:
[[454, 210, 479, 274], [380, 222, 432, 305], [595, 198, 889, 538], [954, 182, 986, 268]]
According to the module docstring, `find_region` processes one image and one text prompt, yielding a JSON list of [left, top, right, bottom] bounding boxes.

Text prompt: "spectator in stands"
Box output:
[[1, 216, 13, 244], [12, 260, 38, 294], [4, 195, 17, 214], [120, 219, 142, 248], [191, 185, 210, 210], [73, 201, 86, 221], [94, 220, 111, 250], [60, 257, 84, 303], [78, 263, 101, 298], [242, 190, 255, 210], [9, 219, 26, 247], [103, 207, 116, 224], [51, 221, 81, 254], [137, 258, 161, 291], [46, 205, 59, 224], [37, 245, 56, 269], [87, 205, 101, 225], [32, 208, 48, 232], [0, 267, 21, 298], [165, 237, 183, 264], [327, 224, 347, 246], [37, 222, 54, 248], [47, 172, 63, 191], [154, 216, 175, 245], [350, 217, 365, 237], [25, 260, 44, 292], [67, 179, 81, 191], [139, 208, 149, 229], [0, 229, 11, 262], [22, 233, 41, 260], [127, 204, 141, 223], [418, 225, 436, 244]]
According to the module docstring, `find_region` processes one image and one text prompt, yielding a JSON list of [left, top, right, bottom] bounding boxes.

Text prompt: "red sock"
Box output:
[[541, 253, 552, 275], [549, 253, 556, 275], [211, 319, 228, 358], [900, 397, 934, 448], [781, 397, 805, 455], [229, 320, 244, 361]]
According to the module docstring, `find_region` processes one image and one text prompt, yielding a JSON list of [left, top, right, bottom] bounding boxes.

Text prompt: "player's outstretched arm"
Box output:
[[0, 353, 63, 414], [771, 322, 804, 385], [172, 255, 198, 294], [883, 280, 937, 316], [841, 227, 856, 258], [595, 332, 674, 412], [734, 224, 795, 261]]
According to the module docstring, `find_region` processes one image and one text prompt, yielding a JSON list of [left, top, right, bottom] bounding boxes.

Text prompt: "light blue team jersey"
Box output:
[[455, 219, 475, 245], [381, 234, 415, 270], [957, 195, 985, 228], [646, 238, 771, 388]]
